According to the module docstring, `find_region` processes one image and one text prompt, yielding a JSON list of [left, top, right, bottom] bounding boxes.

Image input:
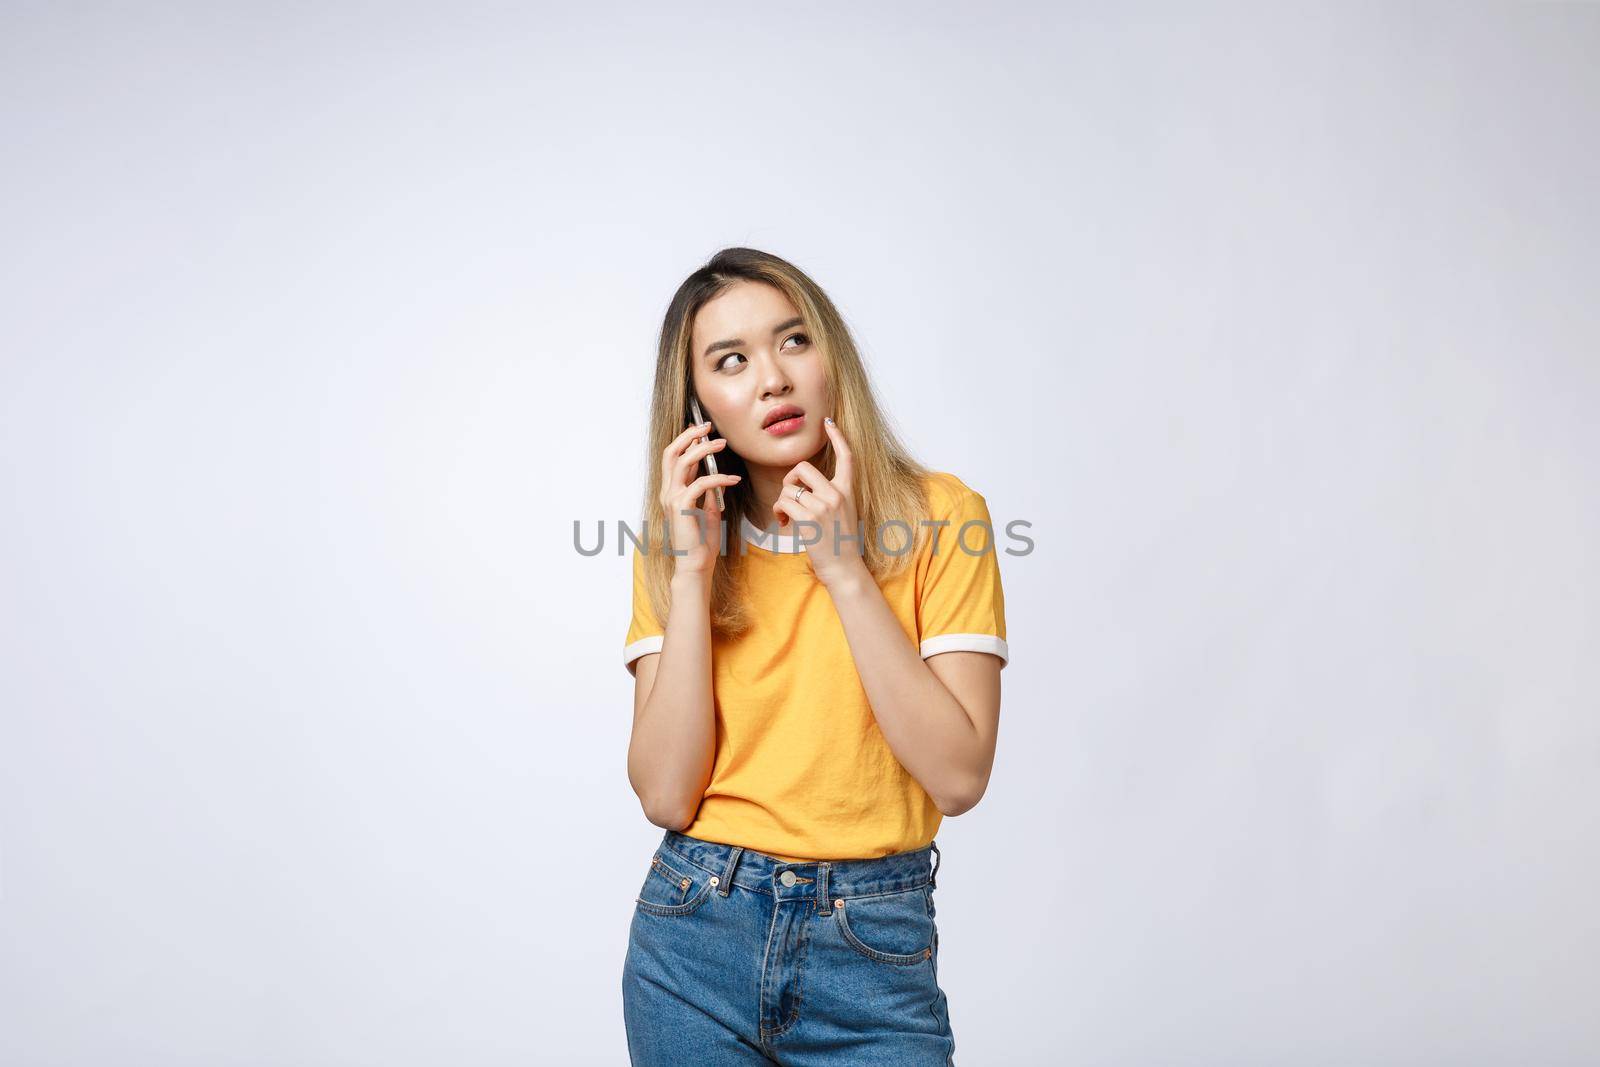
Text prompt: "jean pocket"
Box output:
[[636, 850, 716, 917], [833, 885, 935, 965]]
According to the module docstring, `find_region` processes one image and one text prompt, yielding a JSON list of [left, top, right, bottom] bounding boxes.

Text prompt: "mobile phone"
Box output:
[[688, 396, 725, 511]]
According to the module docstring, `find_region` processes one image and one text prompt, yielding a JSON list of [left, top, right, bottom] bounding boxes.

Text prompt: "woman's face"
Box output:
[[688, 280, 832, 469]]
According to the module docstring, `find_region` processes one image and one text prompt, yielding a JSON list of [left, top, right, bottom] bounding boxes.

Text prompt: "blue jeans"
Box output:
[[622, 829, 956, 1065]]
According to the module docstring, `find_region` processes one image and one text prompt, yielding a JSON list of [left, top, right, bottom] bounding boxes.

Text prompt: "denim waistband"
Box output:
[[657, 829, 941, 903]]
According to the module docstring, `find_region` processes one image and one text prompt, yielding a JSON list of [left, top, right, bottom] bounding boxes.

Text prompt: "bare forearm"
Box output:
[[825, 566, 986, 814], [627, 573, 716, 824]]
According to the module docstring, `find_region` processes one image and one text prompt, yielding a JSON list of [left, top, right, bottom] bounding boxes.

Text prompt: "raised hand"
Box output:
[[771, 416, 869, 590], [659, 420, 742, 575]]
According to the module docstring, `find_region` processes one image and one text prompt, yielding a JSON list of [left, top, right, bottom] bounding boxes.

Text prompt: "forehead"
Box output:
[[690, 280, 799, 347]]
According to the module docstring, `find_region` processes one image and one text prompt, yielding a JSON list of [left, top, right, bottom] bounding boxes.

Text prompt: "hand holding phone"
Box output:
[[660, 403, 738, 574], [688, 397, 725, 512]]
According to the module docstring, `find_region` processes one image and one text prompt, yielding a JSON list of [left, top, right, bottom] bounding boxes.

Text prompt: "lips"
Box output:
[[762, 404, 805, 428]]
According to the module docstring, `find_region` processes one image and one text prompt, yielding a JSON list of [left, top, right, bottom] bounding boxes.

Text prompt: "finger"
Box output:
[[673, 437, 729, 487], [661, 420, 714, 479], [669, 420, 713, 454], [822, 415, 853, 492], [667, 445, 728, 511], [773, 499, 820, 532], [678, 472, 741, 504], [707, 469, 734, 516], [684, 475, 738, 524], [772, 485, 821, 528], [782, 462, 840, 506]]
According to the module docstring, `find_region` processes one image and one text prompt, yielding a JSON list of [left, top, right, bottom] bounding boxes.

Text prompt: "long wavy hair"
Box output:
[[636, 247, 935, 638]]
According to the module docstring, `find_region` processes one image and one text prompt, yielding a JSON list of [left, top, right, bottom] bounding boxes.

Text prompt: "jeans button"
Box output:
[[780, 870, 796, 887]]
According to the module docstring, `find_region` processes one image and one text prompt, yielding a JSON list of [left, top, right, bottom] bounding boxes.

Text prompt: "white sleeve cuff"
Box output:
[[623, 635, 665, 674], [920, 632, 1009, 668]]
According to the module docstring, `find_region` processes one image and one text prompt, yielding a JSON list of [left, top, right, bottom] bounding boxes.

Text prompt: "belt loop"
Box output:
[[816, 862, 831, 915], [718, 845, 744, 896], [928, 840, 941, 890]]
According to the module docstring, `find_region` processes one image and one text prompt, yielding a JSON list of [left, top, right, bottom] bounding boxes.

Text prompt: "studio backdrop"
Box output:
[[1, 3, 1596, 1064]]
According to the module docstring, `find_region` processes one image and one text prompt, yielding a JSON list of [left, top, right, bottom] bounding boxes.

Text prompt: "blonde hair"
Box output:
[[636, 247, 935, 638]]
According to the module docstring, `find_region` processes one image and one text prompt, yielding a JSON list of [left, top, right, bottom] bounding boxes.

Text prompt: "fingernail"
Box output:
[[824, 416, 834, 425]]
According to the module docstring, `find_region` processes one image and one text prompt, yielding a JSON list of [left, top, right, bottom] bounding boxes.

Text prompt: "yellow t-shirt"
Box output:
[[622, 470, 1008, 863]]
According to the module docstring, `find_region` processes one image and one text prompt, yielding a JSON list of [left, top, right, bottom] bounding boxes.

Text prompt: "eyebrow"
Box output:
[[702, 317, 806, 360]]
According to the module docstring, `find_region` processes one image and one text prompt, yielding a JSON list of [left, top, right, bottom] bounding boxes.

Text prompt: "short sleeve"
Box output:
[[623, 546, 665, 676], [915, 484, 1010, 668]]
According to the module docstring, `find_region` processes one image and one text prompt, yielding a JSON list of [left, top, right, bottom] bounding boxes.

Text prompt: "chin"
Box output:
[[749, 431, 821, 462]]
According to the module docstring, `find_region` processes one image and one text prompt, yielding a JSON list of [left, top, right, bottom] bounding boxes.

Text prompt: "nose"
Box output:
[[757, 353, 793, 401]]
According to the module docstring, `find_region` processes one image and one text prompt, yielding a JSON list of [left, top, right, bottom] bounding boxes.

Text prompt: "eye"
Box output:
[[713, 334, 807, 372]]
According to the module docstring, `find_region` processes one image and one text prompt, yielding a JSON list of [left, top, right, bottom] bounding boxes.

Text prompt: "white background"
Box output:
[[2, 3, 1596, 1064]]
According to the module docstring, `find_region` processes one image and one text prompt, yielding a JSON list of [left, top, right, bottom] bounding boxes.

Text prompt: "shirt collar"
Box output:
[[740, 514, 807, 554]]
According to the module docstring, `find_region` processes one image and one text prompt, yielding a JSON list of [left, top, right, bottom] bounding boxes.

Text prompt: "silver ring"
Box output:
[[793, 485, 808, 501]]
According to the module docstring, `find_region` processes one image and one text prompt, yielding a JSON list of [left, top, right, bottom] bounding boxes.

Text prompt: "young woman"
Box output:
[[620, 247, 1009, 1066]]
